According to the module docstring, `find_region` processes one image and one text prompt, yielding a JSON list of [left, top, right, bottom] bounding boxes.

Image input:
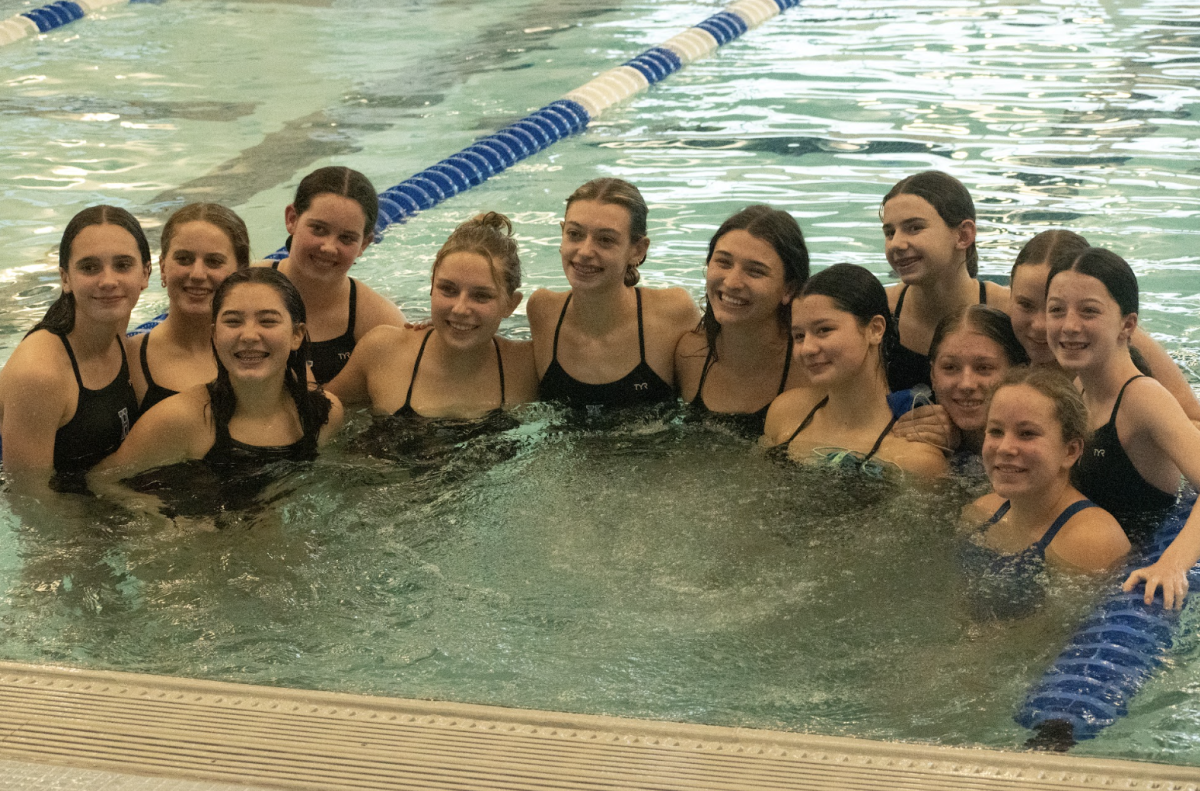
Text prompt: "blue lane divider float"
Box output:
[[1017, 489, 1199, 745], [259, 0, 803, 260], [129, 0, 801, 334], [0, 0, 139, 47]]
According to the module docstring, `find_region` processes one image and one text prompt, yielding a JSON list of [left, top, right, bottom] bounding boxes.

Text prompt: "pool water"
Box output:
[[1, 0, 1199, 768]]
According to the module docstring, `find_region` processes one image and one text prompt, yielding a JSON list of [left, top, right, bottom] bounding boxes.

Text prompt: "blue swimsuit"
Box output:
[[960, 499, 1097, 620]]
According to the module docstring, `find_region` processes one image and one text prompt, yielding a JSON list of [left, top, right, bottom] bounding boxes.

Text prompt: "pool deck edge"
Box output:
[[0, 660, 1194, 790]]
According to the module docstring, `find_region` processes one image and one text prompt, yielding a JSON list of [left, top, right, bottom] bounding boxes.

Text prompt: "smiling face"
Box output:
[[1045, 269, 1136, 375], [162, 220, 241, 318], [212, 282, 304, 383], [284, 193, 370, 280], [792, 294, 884, 386], [983, 384, 1082, 499], [559, 199, 648, 292], [430, 251, 520, 350], [61, 223, 151, 325], [706, 229, 790, 327], [1008, 262, 1055, 366], [932, 330, 1010, 431], [881, 193, 974, 286]]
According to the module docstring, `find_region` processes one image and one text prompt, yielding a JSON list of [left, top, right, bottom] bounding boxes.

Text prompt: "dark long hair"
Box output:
[[881, 171, 978, 277], [286, 166, 379, 250], [700, 205, 809, 361], [799, 263, 898, 371], [30, 205, 151, 337], [206, 268, 332, 440], [929, 305, 1030, 367], [1046, 247, 1138, 317]]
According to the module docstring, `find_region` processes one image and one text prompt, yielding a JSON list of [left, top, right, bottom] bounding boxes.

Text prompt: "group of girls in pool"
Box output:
[[2, 165, 1200, 613]]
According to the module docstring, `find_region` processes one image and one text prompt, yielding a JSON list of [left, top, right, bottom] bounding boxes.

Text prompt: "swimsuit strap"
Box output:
[[1110, 375, 1146, 423], [139, 332, 157, 389], [56, 332, 86, 391], [781, 395, 829, 445], [271, 260, 280, 270], [635, 288, 647, 363], [894, 286, 908, 318], [402, 329, 435, 411], [693, 345, 717, 405], [861, 412, 900, 465], [978, 279, 987, 304], [777, 335, 793, 395], [984, 500, 1012, 526], [1033, 499, 1097, 554], [493, 337, 506, 406], [345, 278, 358, 336], [550, 293, 571, 362]]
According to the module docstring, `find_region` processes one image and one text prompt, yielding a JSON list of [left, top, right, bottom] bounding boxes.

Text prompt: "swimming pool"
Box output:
[[1, 0, 1199, 770]]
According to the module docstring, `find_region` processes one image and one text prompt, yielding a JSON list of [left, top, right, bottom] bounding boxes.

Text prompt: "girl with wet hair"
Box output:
[[960, 366, 1129, 619], [763, 264, 945, 478], [1045, 247, 1200, 609], [674, 205, 811, 437], [258, 166, 406, 383], [129, 203, 249, 413], [0, 205, 151, 493], [90, 268, 343, 508], [327, 212, 537, 433], [893, 305, 1029, 457], [1007, 229, 1200, 423], [528, 178, 700, 411], [879, 171, 1010, 392]]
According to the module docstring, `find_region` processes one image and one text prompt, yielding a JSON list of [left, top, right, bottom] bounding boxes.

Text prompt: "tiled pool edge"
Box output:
[[0, 660, 1194, 791]]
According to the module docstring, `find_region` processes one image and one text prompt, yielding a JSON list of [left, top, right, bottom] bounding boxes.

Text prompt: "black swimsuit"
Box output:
[[538, 289, 675, 409], [394, 329, 506, 418], [272, 260, 357, 384], [688, 336, 793, 438], [124, 403, 318, 521], [51, 333, 138, 488], [960, 499, 1097, 619], [1071, 375, 1178, 546], [354, 329, 516, 464], [138, 332, 179, 413], [887, 280, 988, 392], [772, 396, 898, 472]]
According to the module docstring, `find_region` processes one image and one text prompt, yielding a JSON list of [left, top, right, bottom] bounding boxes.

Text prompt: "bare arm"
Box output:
[[1130, 327, 1200, 424], [1120, 383, 1200, 607], [0, 340, 72, 498]]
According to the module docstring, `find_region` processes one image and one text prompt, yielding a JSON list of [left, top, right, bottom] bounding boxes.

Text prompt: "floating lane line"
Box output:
[[260, 0, 803, 259], [0, 0, 136, 47]]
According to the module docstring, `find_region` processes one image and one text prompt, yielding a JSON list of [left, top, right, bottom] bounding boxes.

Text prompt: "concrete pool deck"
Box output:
[[0, 661, 1195, 791]]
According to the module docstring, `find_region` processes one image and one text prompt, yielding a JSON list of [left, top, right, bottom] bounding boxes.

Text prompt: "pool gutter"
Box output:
[[0, 660, 1194, 790]]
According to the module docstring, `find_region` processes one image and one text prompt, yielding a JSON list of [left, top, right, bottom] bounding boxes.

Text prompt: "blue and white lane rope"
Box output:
[[1017, 491, 1199, 743], [0, 0, 141, 47], [262, 0, 803, 259]]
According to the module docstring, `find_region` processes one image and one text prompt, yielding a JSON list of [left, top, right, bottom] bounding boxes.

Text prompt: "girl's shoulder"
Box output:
[[880, 433, 948, 478], [981, 280, 1011, 310], [674, 327, 708, 361], [526, 288, 570, 322], [961, 492, 1004, 527], [1047, 501, 1130, 572], [641, 285, 699, 319], [762, 386, 825, 445], [353, 281, 406, 334], [1, 330, 73, 388]]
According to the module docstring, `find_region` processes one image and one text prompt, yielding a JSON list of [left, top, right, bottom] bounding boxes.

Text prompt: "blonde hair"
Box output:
[[432, 212, 521, 295]]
